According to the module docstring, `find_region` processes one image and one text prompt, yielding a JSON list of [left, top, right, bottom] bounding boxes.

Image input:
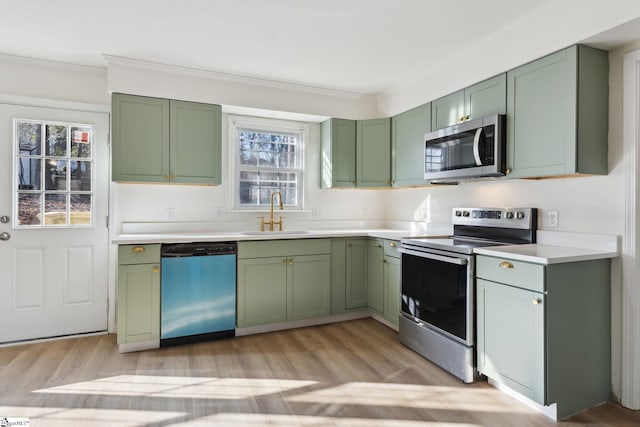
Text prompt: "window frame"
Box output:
[[229, 115, 307, 211], [13, 118, 95, 229]]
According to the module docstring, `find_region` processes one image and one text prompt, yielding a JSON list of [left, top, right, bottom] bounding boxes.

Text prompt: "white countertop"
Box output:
[[113, 228, 433, 245], [474, 243, 618, 265]]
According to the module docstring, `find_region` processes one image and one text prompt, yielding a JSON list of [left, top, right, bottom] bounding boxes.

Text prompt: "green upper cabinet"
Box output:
[[320, 118, 356, 188], [112, 94, 170, 183], [321, 117, 391, 188], [506, 45, 608, 178], [431, 73, 506, 130], [391, 102, 431, 187], [112, 93, 222, 184], [356, 117, 391, 187], [170, 100, 222, 184]]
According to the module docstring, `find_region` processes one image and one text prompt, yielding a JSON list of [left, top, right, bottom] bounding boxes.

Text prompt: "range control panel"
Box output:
[[451, 207, 537, 229]]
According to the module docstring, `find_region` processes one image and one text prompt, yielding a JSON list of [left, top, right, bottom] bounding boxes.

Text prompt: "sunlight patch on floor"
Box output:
[[0, 406, 185, 426], [33, 375, 316, 400], [287, 382, 537, 414], [171, 412, 482, 426]]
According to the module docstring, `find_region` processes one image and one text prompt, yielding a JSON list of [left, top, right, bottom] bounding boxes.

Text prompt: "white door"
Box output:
[[0, 104, 109, 343]]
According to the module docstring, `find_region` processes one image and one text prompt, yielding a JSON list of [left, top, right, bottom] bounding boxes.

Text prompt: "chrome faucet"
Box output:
[[259, 191, 284, 231]]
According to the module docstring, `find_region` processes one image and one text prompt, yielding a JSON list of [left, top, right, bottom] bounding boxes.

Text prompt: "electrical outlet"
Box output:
[[312, 207, 321, 218], [165, 207, 175, 220], [547, 211, 558, 228]]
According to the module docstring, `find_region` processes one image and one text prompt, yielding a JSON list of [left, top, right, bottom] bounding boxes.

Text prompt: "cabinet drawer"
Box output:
[[118, 244, 161, 265], [383, 239, 400, 258], [476, 255, 544, 292], [238, 239, 330, 259]]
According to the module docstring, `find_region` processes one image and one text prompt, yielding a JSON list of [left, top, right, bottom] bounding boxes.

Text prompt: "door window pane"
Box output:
[[17, 193, 41, 226], [44, 194, 67, 225], [14, 120, 94, 227]]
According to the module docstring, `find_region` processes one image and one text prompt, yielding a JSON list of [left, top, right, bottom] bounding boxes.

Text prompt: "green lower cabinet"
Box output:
[[477, 278, 544, 402], [237, 239, 331, 328], [287, 254, 331, 321], [116, 244, 161, 347], [367, 239, 384, 313], [383, 250, 400, 327], [237, 257, 288, 327], [476, 255, 611, 419], [345, 239, 368, 309]]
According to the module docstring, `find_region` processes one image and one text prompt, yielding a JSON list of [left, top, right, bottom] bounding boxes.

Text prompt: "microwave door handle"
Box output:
[[473, 128, 483, 166]]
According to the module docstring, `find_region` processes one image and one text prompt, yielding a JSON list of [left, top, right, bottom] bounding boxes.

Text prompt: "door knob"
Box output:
[[0, 232, 11, 241], [0, 216, 9, 224]]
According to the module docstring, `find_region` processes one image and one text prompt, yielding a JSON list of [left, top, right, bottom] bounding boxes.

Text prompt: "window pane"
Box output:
[[17, 193, 41, 225], [46, 124, 67, 157], [70, 160, 91, 191], [17, 122, 42, 155], [45, 159, 68, 191], [44, 194, 67, 225], [71, 127, 92, 158], [70, 194, 91, 225], [17, 158, 41, 190]]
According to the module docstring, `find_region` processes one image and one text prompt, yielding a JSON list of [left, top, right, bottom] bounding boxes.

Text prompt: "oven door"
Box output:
[[399, 247, 474, 346]]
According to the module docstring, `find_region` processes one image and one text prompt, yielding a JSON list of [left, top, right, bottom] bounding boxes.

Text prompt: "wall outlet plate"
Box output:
[[547, 211, 558, 228]]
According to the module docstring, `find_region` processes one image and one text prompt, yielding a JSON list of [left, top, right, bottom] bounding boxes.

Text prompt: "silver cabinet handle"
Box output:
[[0, 232, 11, 241], [0, 216, 9, 224]]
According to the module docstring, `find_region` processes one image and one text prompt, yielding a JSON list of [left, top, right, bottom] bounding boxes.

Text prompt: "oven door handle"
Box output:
[[399, 248, 468, 265]]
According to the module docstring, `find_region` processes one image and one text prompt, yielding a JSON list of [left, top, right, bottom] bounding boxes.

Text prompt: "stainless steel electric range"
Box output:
[[398, 207, 537, 383]]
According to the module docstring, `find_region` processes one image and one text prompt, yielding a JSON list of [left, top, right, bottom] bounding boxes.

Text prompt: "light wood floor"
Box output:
[[0, 318, 638, 426]]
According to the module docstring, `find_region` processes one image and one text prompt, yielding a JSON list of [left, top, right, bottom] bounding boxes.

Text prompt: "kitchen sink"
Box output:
[[242, 230, 308, 235]]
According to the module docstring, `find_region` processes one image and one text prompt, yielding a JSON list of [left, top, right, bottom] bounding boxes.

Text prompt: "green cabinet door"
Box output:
[[170, 100, 222, 184], [320, 118, 356, 188], [345, 239, 368, 309], [237, 257, 287, 327], [431, 74, 506, 131], [117, 263, 161, 344], [391, 103, 431, 187], [367, 239, 384, 313], [112, 93, 170, 182], [465, 73, 506, 120], [383, 254, 400, 327], [287, 254, 331, 321], [431, 90, 464, 131], [506, 45, 608, 178], [477, 278, 545, 404], [357, 118, 391, 187]]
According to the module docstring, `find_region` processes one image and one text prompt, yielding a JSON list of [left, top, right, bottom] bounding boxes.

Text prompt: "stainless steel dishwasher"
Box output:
[[160, 242, 236, 347]]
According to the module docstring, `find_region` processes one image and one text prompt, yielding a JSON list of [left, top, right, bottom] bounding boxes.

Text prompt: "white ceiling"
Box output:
[[2, 1, 640, 96]]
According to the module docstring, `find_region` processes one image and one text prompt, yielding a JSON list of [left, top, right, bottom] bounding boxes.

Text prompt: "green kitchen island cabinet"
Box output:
[[356, 118, 391, 187], [391, 102, 432, 187], [320, 118, 357, 188], [116, 244, 161, 352], [112, 93, 222, 184], [237, 239, 331, 328], [431, 73, 506, 131], [476, 254, 611, 420], [506, 45, 608, 178]]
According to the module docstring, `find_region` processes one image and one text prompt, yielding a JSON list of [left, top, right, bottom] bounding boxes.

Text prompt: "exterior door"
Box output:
[[0, 104, 109, 343]]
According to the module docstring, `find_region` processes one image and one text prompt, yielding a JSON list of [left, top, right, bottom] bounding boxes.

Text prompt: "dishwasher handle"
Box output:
[[161, 242, 237, 257]]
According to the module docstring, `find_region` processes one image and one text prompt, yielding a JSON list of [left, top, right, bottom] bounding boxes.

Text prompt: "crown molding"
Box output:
[[0, 52, 106, 74], [103, 54, 375, 100]]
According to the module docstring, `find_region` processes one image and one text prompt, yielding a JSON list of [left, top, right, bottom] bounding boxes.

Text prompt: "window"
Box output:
[[231, 116, 305, 210], [14, 119, 94, 227]]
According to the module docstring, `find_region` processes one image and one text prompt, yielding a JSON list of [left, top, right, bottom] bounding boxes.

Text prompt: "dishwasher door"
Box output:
[[161, 243, 236, 346]]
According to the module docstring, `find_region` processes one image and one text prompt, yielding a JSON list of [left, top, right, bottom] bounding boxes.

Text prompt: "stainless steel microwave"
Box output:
[[424, 114, 506, 182]]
